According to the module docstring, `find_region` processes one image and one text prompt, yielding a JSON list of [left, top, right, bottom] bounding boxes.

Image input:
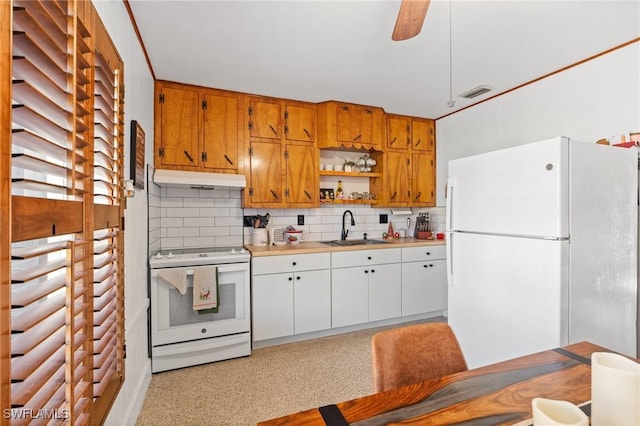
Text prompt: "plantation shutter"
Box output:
[[91, 18, 125, 419], [2, 0, 125, 424]]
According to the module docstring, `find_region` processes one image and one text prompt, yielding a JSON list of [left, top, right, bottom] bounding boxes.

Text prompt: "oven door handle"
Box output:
[[152, 263, 249, 278]]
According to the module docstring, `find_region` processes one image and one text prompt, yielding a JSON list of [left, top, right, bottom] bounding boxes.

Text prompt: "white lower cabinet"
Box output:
[[252, 272, 294, 340], [252, 244, 446, 344], [331, 248, 402, 328], [252, 253, 330, 341], [401, 245, 447, 316], [293, 269, 331, 334], [368, 263, 402, 322], [331, 267, 369, 328]]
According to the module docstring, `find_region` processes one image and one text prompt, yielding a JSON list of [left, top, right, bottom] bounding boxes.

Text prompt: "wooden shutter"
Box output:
[[91, 15, 125, 420], [3, 1, 125, 424], [1, 0, 13, 418]]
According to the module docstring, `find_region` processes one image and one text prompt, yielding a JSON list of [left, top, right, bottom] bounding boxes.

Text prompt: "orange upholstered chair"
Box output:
[[371, 322, 468, 393]]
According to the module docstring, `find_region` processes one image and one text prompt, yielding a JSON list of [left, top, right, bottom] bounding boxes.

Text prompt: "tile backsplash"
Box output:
[[243, 205, 444, 243], [151, 185, 245, 250], [148, 167, 445, 251]]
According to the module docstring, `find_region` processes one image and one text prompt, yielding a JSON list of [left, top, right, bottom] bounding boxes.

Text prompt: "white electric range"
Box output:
[[149, 246, 251, 372]]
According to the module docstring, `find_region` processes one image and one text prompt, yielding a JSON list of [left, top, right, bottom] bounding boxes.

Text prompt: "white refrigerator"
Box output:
[[446, 136, 637, 368]]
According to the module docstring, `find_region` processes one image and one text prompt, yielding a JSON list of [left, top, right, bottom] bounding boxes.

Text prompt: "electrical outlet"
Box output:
[[297, 215, 304, 226], [379, 214, 388, 224]]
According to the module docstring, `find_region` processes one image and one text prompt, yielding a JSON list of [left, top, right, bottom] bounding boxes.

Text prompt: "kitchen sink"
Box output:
[[321, 239, 390, 247]]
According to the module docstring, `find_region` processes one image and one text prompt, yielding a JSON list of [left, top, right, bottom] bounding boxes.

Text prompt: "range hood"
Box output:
[[153, 169, 246, 189]]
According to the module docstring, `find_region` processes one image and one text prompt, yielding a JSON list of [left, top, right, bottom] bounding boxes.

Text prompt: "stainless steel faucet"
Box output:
[[341, 210, 355, 240]]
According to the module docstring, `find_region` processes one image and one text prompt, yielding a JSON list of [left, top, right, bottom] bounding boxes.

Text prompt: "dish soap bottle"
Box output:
[[336, 180, 344, 199]]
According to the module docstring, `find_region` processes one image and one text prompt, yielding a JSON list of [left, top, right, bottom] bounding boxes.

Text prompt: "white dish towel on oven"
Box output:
[[157, 270, 187, 295], [193, 266, 218, 311]]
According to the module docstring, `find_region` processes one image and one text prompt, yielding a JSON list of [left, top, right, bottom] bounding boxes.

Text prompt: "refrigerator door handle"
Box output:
[[447, 232, 454, 287], [446, 180, 454, 231]]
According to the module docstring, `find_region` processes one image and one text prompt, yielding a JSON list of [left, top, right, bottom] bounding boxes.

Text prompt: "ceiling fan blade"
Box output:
[[392, 0, 431, 41]]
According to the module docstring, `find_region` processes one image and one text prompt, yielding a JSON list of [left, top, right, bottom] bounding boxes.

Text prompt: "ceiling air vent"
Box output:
[[459, 85, 493, 99]]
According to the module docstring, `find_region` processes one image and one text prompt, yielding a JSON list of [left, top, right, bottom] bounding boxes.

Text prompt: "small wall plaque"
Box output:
[[130, 120, 145, 189]]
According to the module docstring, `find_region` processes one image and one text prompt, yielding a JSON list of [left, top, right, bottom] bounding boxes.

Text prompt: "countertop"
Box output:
[[246, 238, 445, 257]]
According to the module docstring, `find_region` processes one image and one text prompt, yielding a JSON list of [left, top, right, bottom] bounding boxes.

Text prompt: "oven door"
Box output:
[[150, 263, 250, 346]]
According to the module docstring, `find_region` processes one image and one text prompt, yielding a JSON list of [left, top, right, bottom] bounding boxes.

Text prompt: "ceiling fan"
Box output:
[[392, 0, 431, 41]]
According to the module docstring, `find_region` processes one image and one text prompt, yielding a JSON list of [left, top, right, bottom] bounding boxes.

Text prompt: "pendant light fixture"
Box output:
[[446, 0, 456, 108]]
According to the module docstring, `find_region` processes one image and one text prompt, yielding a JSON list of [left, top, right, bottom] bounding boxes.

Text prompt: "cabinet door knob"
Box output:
[[292, 262, 297, 266], [367, 256, 372, 260], [423, 264, 428, 268], [288, 277, 293, 281], [371, 269, 375, 273], [426, 252, 431, 256], [364, 270, 369, 274]]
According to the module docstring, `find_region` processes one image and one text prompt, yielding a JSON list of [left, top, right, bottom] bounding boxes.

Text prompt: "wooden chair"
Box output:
[[371, 322, 468, 393]]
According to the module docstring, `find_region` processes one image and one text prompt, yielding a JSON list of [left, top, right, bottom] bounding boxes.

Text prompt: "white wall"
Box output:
[[435, 42, 640, 206], [92, 2, 155, 425]]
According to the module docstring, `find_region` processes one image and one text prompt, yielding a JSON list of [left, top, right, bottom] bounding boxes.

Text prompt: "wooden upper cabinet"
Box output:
[[412, 151, 435, 205], [386, 151, 411, 204], [286, 144, 317, 205], [412, 118, 435, 153], [202, 92, 240, 170], [155, 81, 243, 172], [387, 115, 411, 151], [381, 114, 436, 207], [316, 101, 384, 150], [248, 99, 281, 140], [244, 96, 319, 208], [284, 103, 315, 143], [157, 85, 201, 168], [248, 140, 284, 206]]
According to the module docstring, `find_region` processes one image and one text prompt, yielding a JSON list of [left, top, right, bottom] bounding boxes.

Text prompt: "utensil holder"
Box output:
[[252, 228, 269, 247], [591, 352, 640, 426], [417, 231, 432, 240]]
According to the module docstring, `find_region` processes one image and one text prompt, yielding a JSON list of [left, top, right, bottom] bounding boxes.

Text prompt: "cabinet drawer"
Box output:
[[331, 248, 401, 268], [401, 245, 446, 262], [252, 253, 330, 275]]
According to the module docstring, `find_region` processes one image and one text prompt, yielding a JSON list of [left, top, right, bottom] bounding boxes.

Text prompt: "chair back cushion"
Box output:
[[372, 322, 468, 393]]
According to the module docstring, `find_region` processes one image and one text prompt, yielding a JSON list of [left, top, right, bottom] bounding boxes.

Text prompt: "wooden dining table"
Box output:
[[258, 341, 623, 426]]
